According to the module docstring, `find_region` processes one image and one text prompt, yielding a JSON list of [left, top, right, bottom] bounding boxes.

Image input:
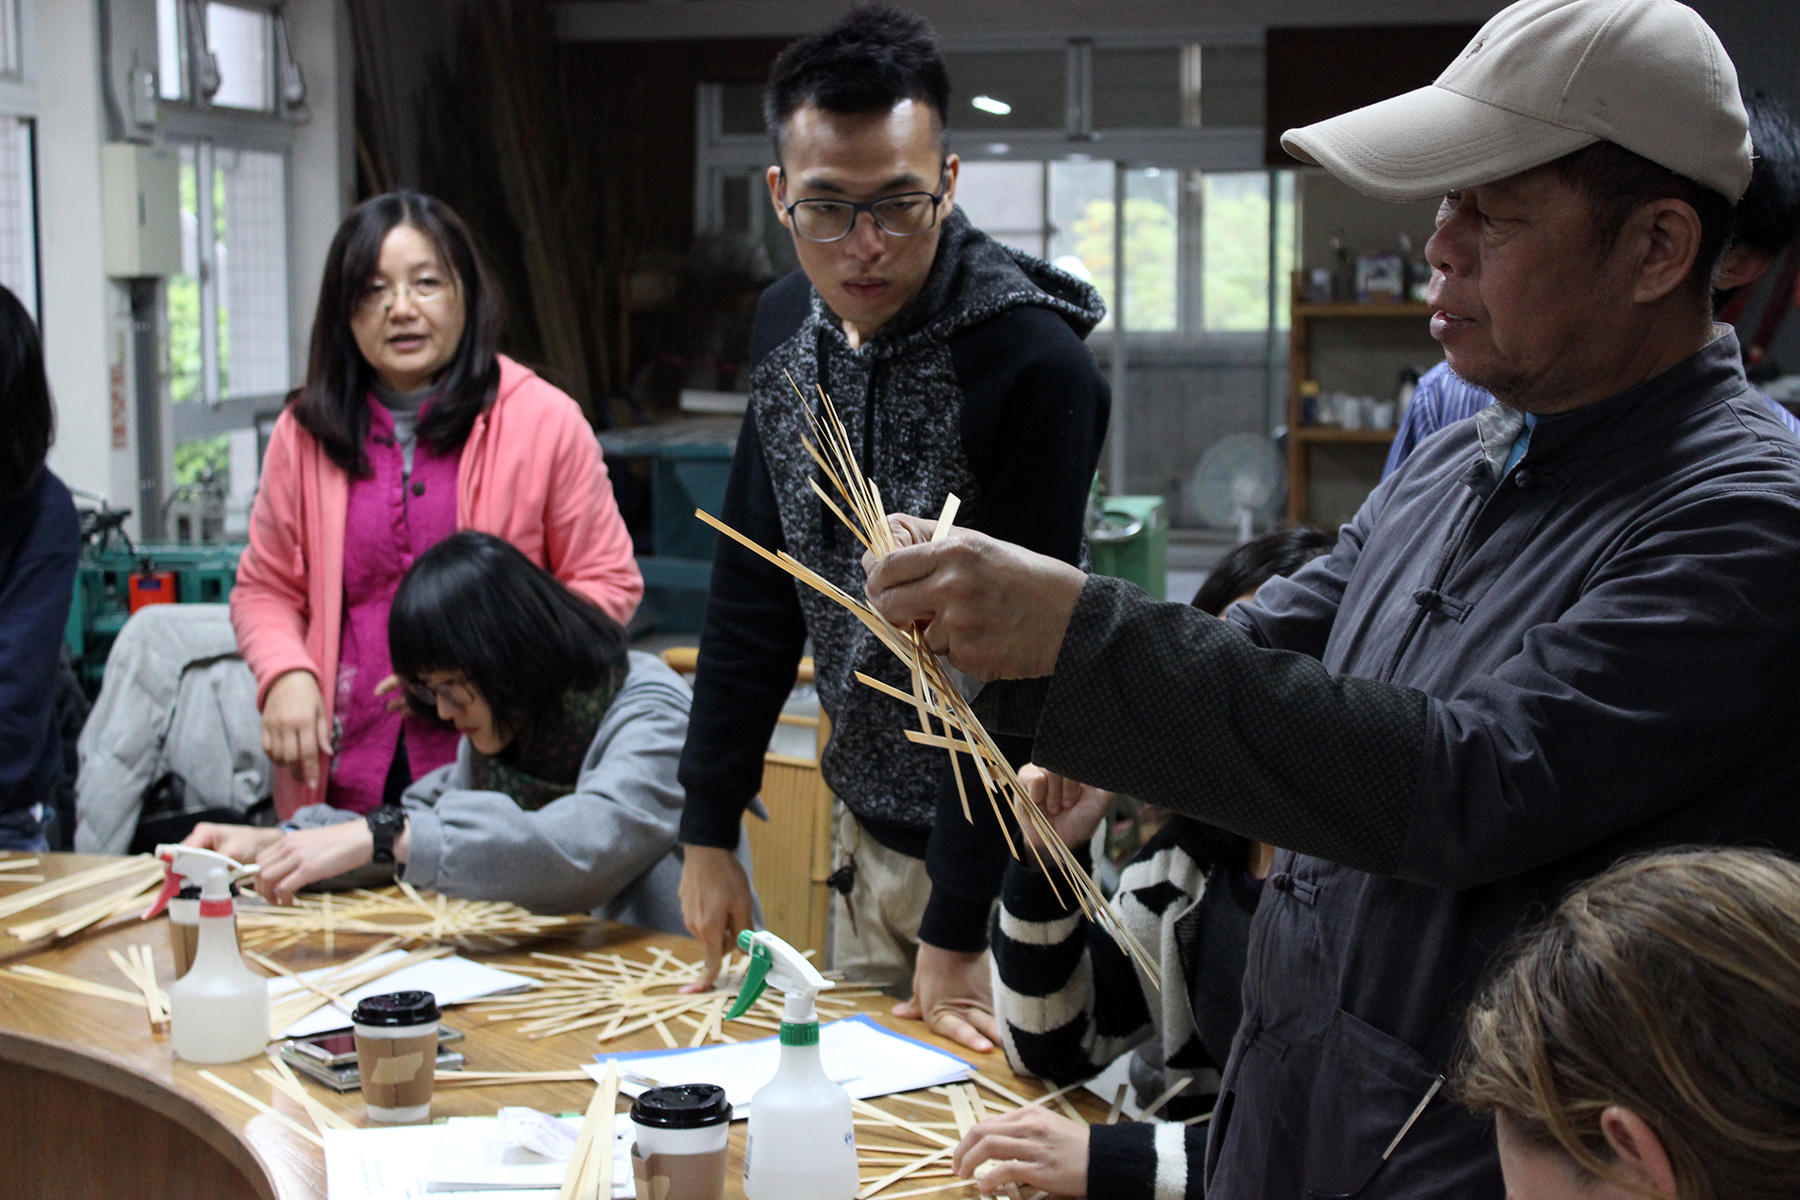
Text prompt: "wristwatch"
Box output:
[[366, 805, 407, 865]]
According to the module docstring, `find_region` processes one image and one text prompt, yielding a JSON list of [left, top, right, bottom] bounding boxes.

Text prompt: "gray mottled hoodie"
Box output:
[[679, 206, 1109, 950]]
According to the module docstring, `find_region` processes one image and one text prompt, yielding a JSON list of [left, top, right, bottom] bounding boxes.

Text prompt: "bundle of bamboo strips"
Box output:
[[0, 855, 165, 944], [471, 944, 881, 1046], [108, 944, 170, 1031], [559, 1060, 619, 1200], [697, 380, 1159, 988], [237, 881, 573, 951]]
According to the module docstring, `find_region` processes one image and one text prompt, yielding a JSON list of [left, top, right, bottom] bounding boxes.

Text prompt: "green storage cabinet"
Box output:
[[1089, 495, 1168, 601], [598, 417, 740, 633], [66, 541, 246, 695]]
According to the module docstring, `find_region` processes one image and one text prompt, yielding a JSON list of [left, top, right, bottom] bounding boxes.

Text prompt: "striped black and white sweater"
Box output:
[[992, 819, 1262, 1200]]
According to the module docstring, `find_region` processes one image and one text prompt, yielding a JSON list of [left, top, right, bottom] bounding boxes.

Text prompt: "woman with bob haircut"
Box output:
[[0, 284, 78, 852], [1457, 848, 1800, 1200], [231, 192, 641, 822], [191, 532, 733, 930]]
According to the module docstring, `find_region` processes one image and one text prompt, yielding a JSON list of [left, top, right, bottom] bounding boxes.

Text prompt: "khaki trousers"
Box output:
[[829, 805, 930, 997]]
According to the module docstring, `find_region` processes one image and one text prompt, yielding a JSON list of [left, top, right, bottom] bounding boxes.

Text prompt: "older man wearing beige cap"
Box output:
[[865, 0, 1800, 1196]]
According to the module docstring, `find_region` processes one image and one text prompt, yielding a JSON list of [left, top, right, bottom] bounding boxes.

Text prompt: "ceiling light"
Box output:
[[971, 95, 1012, 116]]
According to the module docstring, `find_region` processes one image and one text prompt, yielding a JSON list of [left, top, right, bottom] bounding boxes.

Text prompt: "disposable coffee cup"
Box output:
[[630, 1084, 731, 1200], [352, 990, 440, 1123]]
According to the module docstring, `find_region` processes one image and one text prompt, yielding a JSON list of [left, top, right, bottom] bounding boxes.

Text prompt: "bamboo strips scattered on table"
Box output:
[[237, 885, 573, 951], [471, 944, 880, 1048]]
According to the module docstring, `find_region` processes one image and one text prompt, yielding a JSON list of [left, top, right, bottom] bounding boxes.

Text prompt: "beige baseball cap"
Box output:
[[1280, 0, 1752, 203]]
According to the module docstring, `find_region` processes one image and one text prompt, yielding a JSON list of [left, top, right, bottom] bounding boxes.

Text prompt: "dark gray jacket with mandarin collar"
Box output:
[[979, 330, 1800, 1199]]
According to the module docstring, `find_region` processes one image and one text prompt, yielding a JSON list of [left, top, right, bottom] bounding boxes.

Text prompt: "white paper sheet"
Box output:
[[583, 1014, 972, 1118], [272, 951, 536, 1038], [1080, 1052, 1146, 1120], [325, 1114, 633, 1200]]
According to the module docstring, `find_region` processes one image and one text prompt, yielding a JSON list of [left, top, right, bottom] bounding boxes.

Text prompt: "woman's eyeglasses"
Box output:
[[404, 679, 476, 712], [781, 174, 949, 243], [357, 276, 452, 314]]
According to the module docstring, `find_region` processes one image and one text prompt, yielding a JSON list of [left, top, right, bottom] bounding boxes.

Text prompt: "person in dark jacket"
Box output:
[[0, 285, 80, 852], [676, 0, 1108, 1052], [863, 2, 1800, 1196], [957, 528, 1331, 1200]]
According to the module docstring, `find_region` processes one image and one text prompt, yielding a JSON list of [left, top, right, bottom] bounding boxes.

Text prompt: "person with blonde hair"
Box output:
[[1458, 848, 1800, 1200]]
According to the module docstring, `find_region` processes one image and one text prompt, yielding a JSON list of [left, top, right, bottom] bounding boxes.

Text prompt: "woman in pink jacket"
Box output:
[[234, 192, 641, 820]]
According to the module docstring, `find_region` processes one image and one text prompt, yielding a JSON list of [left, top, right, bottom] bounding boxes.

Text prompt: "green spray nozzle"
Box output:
[[725, 930, 772, 1020], [725, 929, 833, 1024]]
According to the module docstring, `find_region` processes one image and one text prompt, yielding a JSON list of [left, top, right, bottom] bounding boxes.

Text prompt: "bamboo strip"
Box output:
[[260, 1055, 356, 1131], [560, 1060, 619, 1200], [1106, 1083, 1128, 1125], [878, 1179, 978, 1200], [2, 963, 146, 1005], [0, 856, 159, 921], [198, 1070, 324, 1149], [246, 949, 356, 1021], [108, 945, 168, 1029], [268, 944, 452, 1032], [852, 1099, 958, 1149], [1136, 1077, 1191, 1122]]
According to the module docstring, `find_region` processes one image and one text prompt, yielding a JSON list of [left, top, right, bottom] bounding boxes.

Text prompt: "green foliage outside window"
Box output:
[[1069, 197, 1179, 332]]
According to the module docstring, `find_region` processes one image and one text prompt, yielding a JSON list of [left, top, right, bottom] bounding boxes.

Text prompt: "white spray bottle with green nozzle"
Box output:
[[143, 844, 269, 1063], [726, 929, 858, 1200]]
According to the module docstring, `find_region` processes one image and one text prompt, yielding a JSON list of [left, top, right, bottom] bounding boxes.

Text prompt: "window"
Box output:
[[206, 4, 273, 112], [958, 159, 1294, 337], [169, 141, 290, 483], [158, 0, 279, 112], [0, 0, 20, 80], [1093, 49, 1181, 129], [941, 51, 1064, 130], [953, 160, 1046, 258], [0, 115, 36, 320], [157, 0, 185, 100]]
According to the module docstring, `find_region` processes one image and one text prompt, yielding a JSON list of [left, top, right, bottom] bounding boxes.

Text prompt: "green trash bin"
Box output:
[[1088, 495, 1168, 601]]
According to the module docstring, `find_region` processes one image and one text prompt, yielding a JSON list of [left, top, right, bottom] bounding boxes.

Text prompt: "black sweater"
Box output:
[[0, 469, 80, 816], [677, 209, 1109, 950]]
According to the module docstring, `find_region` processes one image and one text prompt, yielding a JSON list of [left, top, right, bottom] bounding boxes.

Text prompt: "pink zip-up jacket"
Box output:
[[232, 355, 643, 817]]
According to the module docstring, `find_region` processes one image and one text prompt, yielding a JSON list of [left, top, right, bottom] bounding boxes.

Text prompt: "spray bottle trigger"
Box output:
[[142, 860, 184, 920], [725, 931, 773, 1021]]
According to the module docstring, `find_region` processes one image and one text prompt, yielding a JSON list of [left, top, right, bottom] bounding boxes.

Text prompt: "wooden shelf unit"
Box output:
[[1286, 296, 1435, 521]]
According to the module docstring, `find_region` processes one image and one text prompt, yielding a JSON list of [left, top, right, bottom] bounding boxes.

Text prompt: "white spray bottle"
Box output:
[[143, 844, 269, 1063], [726, 929, 858, 1200]]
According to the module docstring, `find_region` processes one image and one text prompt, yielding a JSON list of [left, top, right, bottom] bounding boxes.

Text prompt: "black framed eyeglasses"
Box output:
[[781, 175, 950, 243]]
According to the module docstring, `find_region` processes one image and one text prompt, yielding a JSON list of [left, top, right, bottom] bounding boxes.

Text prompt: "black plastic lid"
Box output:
[[630, 1084, 731, 1129], [351, 989, 439, 1027]]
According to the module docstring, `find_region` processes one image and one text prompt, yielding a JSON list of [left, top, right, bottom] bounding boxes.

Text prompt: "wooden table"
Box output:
[[0, 855, 1087, 1200]]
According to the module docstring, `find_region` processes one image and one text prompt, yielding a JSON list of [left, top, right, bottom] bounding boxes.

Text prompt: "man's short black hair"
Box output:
[[1549, 141, 1733, 302], [764, 2, 950, 160], [1737, 92, 1800, 260]]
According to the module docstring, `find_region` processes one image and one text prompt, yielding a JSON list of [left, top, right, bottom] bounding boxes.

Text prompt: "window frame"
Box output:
[[164, 131, 296, 465], [157, 0, 299, 122]]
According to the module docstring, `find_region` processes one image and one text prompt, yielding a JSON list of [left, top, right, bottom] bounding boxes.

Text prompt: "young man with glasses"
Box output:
[[675, 2, 1109, 1053]]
